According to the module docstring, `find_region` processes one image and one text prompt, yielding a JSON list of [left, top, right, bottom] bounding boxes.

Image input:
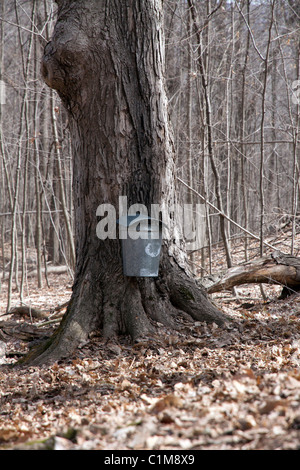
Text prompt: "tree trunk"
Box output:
[[188, 0, 233, 269], [22, 0, 228, 365]]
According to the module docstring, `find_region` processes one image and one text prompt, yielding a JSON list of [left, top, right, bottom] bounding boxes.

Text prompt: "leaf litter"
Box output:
[[0, 236, 300, 450]]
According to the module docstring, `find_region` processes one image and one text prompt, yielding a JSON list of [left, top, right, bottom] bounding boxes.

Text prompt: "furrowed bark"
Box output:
[[20, 0, 229, 366]]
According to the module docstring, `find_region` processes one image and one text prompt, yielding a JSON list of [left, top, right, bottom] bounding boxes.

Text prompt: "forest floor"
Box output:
[[0, 228, 300, 451]]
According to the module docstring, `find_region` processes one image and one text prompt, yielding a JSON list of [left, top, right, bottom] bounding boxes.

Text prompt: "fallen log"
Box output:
[[0, 301, 69, 320], [26, 265, 69, 277], [2, 265, 69, 281], [6, 306, 48, 319], [0, 320, 54, 342], [205, 250, 300, 298]]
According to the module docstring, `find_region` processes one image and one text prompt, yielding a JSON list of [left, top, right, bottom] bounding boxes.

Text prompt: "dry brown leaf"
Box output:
[[1, 237, 300, 450], [259, 399, 289, 415], [120, 379, 131, 391], [151, 394, 183, 414]]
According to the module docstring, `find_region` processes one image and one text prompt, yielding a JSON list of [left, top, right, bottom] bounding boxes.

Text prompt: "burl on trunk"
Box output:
[[22, 0, 228, 365]]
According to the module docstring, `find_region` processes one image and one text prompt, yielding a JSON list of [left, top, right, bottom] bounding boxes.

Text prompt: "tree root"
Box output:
[[166, 270, 227, 327], [19, 259, 230, 366]]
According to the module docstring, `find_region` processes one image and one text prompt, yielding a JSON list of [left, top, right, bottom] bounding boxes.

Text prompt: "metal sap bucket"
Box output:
[[117, 215, 165, 277]]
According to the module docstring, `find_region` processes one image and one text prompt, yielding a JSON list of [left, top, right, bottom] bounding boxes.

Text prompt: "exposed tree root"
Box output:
[[19, 257, 230, 366], [166, 270, 227, 327]]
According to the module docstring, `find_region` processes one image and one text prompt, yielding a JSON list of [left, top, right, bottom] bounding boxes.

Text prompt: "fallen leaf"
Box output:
[[151, 394, 183, 414], [259, 399, 289, 415], [120, 379, 131, 391]]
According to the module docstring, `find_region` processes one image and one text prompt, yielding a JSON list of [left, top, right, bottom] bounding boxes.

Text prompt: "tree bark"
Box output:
[[21, 0, 228, 365]]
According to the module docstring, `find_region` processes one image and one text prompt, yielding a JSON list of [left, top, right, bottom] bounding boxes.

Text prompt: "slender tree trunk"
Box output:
[[240, 0, 250, 262], [259, 1, 275, 257], [0, 0, 5, 284], [50, 89, 75, 269], [7, 0, 36, 310], [225, 2, 235, 245], [186, 7, 195, 272], [22, 0, 228, 365], [188, 0, 232, 268], [33, 0, 43, 289], [274, 15, 300, 255]]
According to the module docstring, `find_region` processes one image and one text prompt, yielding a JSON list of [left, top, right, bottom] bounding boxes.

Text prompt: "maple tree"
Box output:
[[21, 0, 227, 365]]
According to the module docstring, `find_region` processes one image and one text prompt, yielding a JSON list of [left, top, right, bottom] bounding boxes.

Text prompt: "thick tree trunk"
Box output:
[[22, 0, 228, 365]]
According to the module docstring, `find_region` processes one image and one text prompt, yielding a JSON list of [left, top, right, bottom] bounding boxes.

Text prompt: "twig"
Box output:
[[36, 316, 63, 327], [177, 177, 277, 251]]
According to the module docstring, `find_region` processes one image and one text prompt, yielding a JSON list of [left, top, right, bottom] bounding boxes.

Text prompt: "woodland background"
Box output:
[[0, 0, 300, 451], [0, 0, 299, 310]]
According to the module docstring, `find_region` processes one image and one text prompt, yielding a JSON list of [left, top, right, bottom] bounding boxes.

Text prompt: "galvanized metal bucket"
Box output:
[[117, 215, 165, 277]]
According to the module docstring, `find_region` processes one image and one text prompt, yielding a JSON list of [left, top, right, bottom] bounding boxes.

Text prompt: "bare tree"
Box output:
[[1, 0, 299, 335], [22, 0, 227, 365]]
